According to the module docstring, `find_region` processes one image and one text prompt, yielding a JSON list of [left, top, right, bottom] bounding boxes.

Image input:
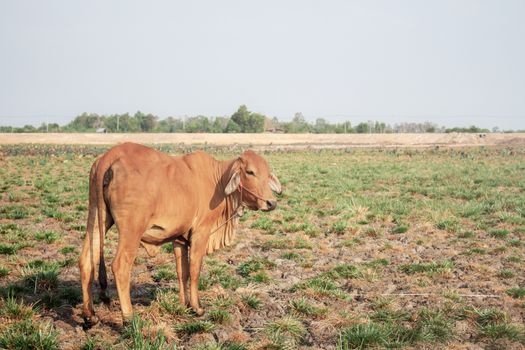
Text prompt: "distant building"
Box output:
[[264, 117, 284, 133]]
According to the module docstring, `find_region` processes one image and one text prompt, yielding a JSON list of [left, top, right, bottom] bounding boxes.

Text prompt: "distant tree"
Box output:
[[314, 118, 328, 133], [133, 111, 145, 129], [246, 112, 265, 133], [18, 125, 37, 132], [64, 112, 101, 131], [104, 115, 118, 132], [445, 125, 489, 133], [270, 116, 281, 131], [230, 105, 265, 132], [185, 116, 210, 133], [334, 121, 353, 133], [231, 105, 250, 132], [103, 113, 139, 132], [393, 122, 439, 133], [284, 112, 310, 133], [355, 122, 369, 133], [225, 119, 241, 133], [139, 113, 158, 132], [157, 117, 183, 132], [38, 123, 61, 132], [210, 117, 229, 133], [2, 110, 504, 134]]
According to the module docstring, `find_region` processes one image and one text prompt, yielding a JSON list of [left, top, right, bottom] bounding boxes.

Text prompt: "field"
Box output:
[[1, 132, 525, 149], [0, 143, 524, 349]]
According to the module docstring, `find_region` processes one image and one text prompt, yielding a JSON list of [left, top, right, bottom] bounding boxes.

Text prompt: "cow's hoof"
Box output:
[[192, 307, 204, 316], [99, 292, 111, 305], [122, 314, 134, 327], [82, 315, 99, 330]]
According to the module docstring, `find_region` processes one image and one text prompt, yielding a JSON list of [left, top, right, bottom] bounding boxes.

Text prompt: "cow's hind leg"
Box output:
[[98, 212, 114, 305], [173, 242, 190, 306], [112, 226, 142, 323], [79, 208, 99, 328]]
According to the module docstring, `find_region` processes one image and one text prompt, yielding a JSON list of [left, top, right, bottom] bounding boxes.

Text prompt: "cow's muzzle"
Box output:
[[262, 200, 277, 211]]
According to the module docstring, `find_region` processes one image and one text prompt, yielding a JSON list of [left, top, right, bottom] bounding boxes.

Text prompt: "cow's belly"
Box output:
[[141, 222, 190, 245]]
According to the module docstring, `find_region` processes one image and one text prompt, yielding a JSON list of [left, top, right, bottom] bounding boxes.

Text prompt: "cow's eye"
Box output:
[[246, 170, 255, 176]]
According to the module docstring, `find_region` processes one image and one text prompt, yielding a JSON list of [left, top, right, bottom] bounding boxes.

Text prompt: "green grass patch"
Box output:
[[331, 221, 347, 234], [208, 309, 232, 324], [289, 297, 326, 318], [152, 265, 178, 282], [399, 260, 454, 275], [161, 243, 173, 253], [392, 225, 408, 234], [251, 217, 275, 233], [506, 287, 525, 299], [498, 269, 515, 278], [0, 205, 29, 219], [0, 294, 35, 320], [0, 265, 10, 277], [155, 290, 190, 316], [264, 316, 306, 348], [241, 294, 261, 310], [0, 319, 59, 350], [0, 243, 22, 255], [59, 246, 76, 254], [338, 308, 454, 349], [237, 257, 275, 278], [174, 320, 214, 335], [199, 261, 242, 290], [489, 229, 510, 239], [122, 315, 177, 350], [21, 265, 60, 292], [34, 230, 60, 243]]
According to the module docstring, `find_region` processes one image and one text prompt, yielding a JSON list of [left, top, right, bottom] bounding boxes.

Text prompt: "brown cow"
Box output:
[[79, 142, 281, 327]]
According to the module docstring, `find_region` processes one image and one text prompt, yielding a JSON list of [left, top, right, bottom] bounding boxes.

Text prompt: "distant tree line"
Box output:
[[0, 105, 512, 133]]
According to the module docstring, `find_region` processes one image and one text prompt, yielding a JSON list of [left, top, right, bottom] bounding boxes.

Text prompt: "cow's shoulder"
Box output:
[[182, 150, 217, 169]]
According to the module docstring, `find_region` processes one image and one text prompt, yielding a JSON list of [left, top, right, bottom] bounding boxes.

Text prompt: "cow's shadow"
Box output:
[[1, 276, 165, 331]]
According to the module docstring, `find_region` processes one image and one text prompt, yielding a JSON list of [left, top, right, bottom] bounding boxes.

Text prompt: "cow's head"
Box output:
[[225, 150, 281, 211]]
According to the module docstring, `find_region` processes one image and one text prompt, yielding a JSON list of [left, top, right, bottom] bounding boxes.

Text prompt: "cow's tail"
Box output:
[[94, 154, 117, 303]]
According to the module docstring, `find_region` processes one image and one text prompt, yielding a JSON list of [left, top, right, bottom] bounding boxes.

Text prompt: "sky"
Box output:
[[1, 0, 524, 130]]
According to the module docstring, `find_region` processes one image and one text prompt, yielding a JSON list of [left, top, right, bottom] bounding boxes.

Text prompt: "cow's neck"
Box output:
[[218, 158, 242, 215], [206, 158, 240, 254]]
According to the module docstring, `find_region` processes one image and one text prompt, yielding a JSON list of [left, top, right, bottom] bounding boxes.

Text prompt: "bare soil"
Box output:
[[1, 132, 525, 149], [1, 144, 524, 349]]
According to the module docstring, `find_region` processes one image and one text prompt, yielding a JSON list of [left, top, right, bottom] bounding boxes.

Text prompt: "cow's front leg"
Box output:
[[189, 234, 207, 316], [173, 241, 190, 307]]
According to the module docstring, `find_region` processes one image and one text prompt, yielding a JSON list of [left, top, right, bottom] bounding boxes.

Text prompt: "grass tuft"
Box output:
[[506, 287, 525, 299], [34, 230, 60, 243], [489, 229, 510, 239], [122, 315, 176, 350], [289, 297, 326, 318], [0, 319, 59, 350], [399, 260, 454, 275], [0, 294, 35, 320], [264, 316, 306, 348], [174, 320, 214, 335], [241, 294, 261, 310]]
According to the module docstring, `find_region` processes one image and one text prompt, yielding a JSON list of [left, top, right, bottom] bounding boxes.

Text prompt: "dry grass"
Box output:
[[1, 132, 525, 149], [0, 144, 524, 349]]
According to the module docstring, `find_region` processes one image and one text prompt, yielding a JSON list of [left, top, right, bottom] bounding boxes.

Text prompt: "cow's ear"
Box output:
[[225, 172, 240, 195], [269, 172, 282, 194]]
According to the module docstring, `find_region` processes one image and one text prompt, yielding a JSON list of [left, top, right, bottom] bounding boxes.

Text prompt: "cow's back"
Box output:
[[101, 144, 218, 239]]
